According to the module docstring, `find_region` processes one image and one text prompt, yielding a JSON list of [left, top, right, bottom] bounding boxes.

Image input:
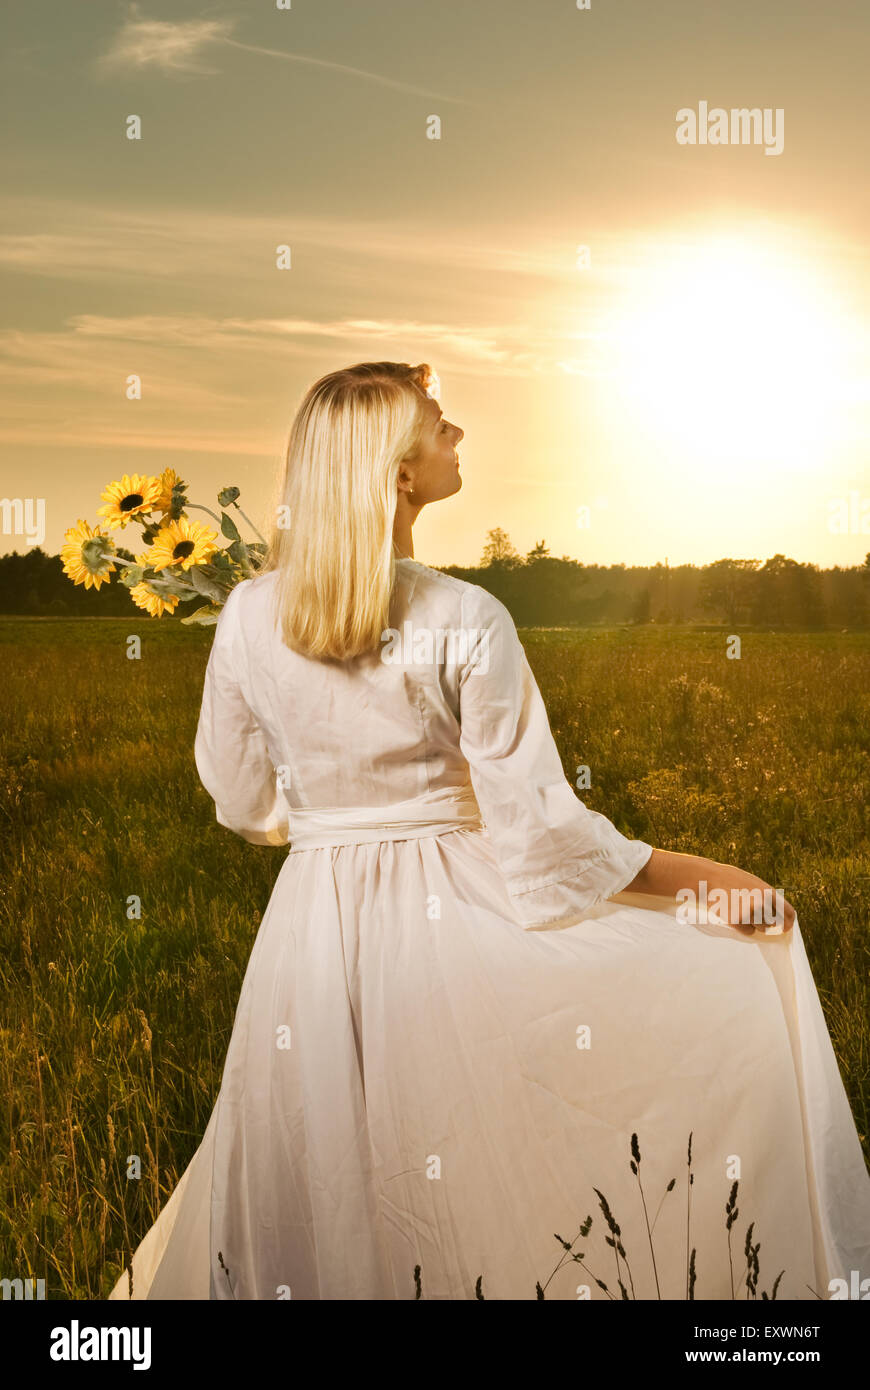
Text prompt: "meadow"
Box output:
[[0, 616, 868, 1299]]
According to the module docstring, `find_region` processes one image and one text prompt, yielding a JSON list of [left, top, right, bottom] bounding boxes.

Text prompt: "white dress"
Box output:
[[109, 559, 870, 1301]]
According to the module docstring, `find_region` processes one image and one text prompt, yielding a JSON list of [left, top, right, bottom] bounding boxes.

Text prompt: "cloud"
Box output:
[[96, 6, 467, 101], [0, 309, 608, 457], [96, 12, 232, 77], [0, 196, 596, 290], [0, 311, 556, 383]]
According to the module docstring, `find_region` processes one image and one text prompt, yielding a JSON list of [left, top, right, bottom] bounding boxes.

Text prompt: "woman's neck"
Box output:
[[392, 494, 421, 559]]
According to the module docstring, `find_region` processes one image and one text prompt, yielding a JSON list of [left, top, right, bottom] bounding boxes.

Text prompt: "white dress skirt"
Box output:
[[108, 560, 870, 1301]]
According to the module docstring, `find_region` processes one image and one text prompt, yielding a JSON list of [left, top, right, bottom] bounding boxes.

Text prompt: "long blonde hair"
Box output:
[[262, 361, 436, 660]]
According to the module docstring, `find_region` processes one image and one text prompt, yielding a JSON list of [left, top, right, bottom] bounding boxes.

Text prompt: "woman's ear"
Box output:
[[396, 460, 416, 496]]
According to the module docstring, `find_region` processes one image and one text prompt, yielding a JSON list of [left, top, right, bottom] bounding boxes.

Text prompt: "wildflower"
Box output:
[[155, 467, 186, 517], [145, 517, 218, 572], [60, 520, 117, 590], [129, 581, 180, 618], [96, 474, 162, 528]]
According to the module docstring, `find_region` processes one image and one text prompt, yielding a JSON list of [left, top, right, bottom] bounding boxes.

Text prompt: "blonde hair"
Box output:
[[262, 361, 436, 660]]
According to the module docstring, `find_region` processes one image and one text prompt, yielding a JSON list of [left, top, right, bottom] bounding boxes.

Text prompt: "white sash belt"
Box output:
[[286, 785, 484, 852]]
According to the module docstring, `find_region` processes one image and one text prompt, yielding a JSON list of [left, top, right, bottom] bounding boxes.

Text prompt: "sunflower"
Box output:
[[145, 516, 218, 572], [61, 520, 117, 590], [96, 473, 163, 529], [129, 581, 179, 618], [155, 467, 184, 515]]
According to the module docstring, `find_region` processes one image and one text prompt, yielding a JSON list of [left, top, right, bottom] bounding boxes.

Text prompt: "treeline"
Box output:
[[443, 531, 870, 629], [2, 534, 870, 628]]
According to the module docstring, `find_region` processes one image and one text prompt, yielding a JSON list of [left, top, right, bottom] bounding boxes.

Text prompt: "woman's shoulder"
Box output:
[[228, 569, 277, 605], [215, 571, 278, 635], [395, 558, 513, 625], [395, 557, 462, 588], [232, 561, 514, 641]]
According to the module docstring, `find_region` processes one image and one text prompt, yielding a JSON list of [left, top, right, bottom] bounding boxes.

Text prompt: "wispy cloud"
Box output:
[[0, 308, 612, 455], [0, 195, 601, 289], [220, 37, 469, 103], [96, 6, 468, 102], [0, 309, 568, 386], [95, 11, 231, 77]]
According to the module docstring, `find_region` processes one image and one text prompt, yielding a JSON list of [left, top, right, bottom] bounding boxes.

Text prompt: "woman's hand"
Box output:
[[699, 860, 796, 934], [624, 848, 796, 934]]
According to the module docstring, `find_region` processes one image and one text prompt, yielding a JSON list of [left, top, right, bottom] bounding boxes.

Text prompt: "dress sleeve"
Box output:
[[458, 585, 653, 930], [193, 583, 290, 847]]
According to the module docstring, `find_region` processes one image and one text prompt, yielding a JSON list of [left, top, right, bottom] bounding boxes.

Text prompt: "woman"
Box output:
[[110, 361, 870, 1301]]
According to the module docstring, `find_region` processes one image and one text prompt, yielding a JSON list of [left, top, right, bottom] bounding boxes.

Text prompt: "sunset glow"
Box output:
[[0, 3, 867, 569], [610, 235, 853, 478]]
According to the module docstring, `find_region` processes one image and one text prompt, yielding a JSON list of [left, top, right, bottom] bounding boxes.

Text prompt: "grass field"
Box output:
[[1, 617, 868, 1298]]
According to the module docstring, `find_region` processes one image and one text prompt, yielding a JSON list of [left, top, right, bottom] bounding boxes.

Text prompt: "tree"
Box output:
[[699, 559, 760, 626], [480, 528, 520, 567], [631, 586, 652, 624]]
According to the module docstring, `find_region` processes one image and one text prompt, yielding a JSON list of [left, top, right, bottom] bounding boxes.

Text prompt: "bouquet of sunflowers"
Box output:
[[61, 470, 268, 624]]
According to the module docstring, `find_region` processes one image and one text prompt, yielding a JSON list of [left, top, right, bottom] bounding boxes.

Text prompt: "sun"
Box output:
[[609, 234, 851, 477]]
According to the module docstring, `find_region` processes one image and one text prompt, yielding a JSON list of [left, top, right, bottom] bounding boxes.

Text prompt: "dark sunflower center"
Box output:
[[120, 493, 144, 512], [173, 540, 195, 560]]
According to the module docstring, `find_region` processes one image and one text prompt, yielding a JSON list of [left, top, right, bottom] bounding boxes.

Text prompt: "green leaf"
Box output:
[[217, 486, 240, 508], [180, 604, 220, 626], [188, 566, 230, 602], [228, 538, 251, 567], [220, 511, 241, 542], [169, 487, 188, 521], [148, 574, 197, 598]]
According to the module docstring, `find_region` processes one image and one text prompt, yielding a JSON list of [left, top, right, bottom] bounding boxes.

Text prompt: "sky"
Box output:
[[1, 0, 868, 568]]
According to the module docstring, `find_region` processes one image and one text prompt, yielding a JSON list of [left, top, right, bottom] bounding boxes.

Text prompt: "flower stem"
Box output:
[[541, 1227, 615, 1301], [636, 1171, 661, 1298], [233, 502, 267, 545], [186, 502, 223, 525], [728, 1232, 735, 1300]]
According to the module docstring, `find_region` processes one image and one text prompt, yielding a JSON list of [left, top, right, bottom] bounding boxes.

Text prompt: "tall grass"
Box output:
[[0, 618, 867, 1298]]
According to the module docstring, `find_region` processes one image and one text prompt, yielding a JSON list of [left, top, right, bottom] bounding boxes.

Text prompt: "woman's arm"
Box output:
[[624, 848, 795, 933]]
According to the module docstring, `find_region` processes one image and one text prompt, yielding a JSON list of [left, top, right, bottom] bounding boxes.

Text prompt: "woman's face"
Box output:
[[401, 394, 464, 505]]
